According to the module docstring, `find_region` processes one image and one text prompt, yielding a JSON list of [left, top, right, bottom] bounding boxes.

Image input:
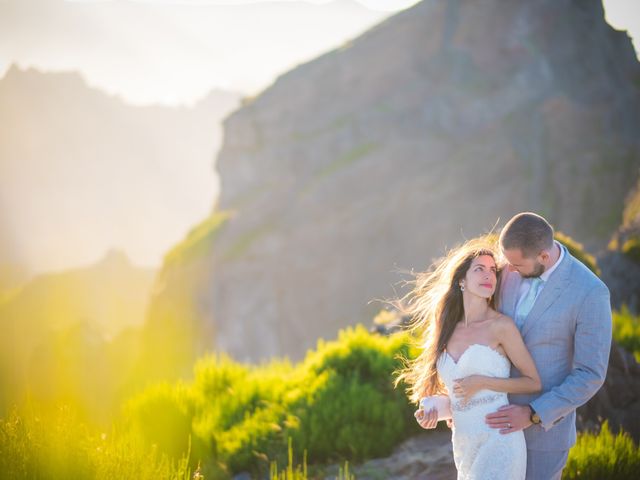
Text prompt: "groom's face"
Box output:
[[501, 248, 545, 279]]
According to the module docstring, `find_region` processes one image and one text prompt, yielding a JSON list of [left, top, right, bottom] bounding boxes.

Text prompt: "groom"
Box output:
[[486, 212, 612, 480]]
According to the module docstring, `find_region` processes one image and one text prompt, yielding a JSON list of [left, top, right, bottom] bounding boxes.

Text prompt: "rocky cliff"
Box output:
[[150, 0, 640, 364]]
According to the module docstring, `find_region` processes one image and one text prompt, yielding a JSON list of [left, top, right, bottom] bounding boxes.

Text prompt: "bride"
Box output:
[[394, 237, 541, 480]]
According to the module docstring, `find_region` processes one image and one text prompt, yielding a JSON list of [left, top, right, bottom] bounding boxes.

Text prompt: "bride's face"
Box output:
[[462, 255, 497, 299]]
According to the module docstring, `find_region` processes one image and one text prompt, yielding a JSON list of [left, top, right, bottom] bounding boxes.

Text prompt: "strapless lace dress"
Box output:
[[437, 344, 526, 480]]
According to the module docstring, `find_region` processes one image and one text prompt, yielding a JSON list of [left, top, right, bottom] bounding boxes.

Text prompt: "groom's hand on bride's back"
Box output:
[[414, 407, 439, 429]]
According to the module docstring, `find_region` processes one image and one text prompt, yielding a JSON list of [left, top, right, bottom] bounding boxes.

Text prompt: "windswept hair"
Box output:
[[392, 235, 500, 404]]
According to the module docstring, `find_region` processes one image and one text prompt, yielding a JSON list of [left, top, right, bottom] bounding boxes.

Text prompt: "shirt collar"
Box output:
[[539, 240, 564, 282]]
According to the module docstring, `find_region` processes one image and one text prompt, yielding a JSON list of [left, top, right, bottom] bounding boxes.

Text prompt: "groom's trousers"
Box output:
[[525, 449, 569, 480]]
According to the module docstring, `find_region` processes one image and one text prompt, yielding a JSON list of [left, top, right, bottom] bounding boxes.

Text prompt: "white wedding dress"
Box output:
[[437, 343, 526, 480]]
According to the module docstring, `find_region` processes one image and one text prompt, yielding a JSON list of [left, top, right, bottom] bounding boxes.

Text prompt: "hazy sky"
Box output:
[[0, 0, 411, 105], [1, 0, 635, 105]]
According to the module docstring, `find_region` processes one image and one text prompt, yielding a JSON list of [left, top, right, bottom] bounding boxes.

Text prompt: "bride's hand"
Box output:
[[414, 407, 438, 429], [453, 375, 485, 402]]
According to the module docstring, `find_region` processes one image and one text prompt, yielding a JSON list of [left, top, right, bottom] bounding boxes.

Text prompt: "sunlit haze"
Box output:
[[0, 0, 409, 106]]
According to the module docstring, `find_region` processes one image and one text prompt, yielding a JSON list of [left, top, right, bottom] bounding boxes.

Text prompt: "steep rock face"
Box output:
[[155, 0, 640, 363]]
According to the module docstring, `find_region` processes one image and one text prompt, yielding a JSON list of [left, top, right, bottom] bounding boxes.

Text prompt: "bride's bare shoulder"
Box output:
[[488, 311, 516, 332]]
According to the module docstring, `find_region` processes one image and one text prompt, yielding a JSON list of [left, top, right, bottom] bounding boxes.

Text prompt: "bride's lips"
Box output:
[[480, 283, 493, 289]]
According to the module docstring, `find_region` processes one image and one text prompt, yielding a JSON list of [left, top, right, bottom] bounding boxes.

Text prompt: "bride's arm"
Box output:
[[453, 317, 541, 401]]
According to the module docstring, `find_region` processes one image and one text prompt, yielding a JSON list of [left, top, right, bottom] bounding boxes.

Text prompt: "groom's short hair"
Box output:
[[500, 212, 554, 258]]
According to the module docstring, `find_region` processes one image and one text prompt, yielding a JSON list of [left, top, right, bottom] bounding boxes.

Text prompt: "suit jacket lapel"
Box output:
[[521, 246, 573, 337]]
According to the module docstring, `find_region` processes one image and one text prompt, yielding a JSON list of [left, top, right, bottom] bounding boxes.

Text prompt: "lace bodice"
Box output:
[[438, 344, 510, 398], [437, 343, 526, 479]]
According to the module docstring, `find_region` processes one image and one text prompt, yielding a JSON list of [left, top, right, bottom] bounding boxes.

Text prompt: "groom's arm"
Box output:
[[529, 283, 612, 431]]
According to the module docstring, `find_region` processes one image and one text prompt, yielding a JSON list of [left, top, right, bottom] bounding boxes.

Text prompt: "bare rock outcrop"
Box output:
[[151, 0, 640, 364]]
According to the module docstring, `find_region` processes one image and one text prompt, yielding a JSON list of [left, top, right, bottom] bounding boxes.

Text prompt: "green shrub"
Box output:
[[563, 421, 640, 479], [125, 325, 419, 477], [124, 382, 197, 460], [612, 306, 640, 362], [192, 353, 256, 431], [555, 232, 600, 276], [190, 354, 297, 473], [288, 326, 416, 463], [211, 326, 416, 474]]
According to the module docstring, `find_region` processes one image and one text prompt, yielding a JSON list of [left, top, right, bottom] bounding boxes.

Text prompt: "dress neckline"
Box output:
[[444, 343, 508, 366]]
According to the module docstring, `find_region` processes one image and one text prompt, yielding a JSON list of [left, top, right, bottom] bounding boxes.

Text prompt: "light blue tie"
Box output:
[[515, 277, 544, 328]]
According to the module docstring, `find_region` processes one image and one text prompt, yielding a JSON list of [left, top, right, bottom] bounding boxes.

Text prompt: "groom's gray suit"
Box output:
[[499, 243, 612, 479]]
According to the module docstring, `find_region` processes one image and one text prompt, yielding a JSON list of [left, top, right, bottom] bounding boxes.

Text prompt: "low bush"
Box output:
[[563, 421, 640, 479], [125, 325, 419, 477], [612, 306, 640, 362]]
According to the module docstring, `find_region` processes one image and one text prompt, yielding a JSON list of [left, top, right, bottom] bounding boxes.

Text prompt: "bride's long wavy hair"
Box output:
[[392, 236, 501, 404]]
